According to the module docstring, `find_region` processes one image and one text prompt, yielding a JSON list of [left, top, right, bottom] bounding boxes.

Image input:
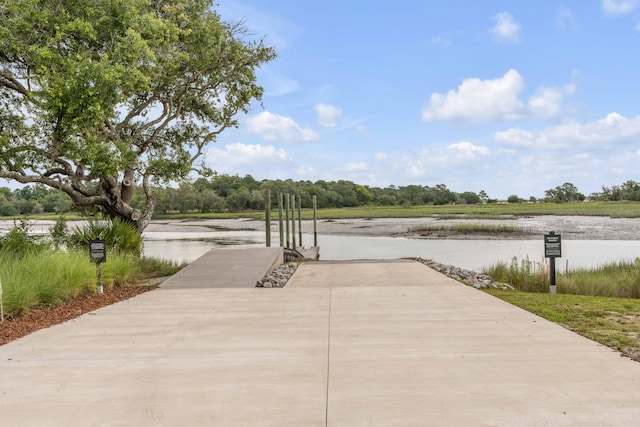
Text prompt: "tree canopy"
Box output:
[[0, 0, 275, 231]]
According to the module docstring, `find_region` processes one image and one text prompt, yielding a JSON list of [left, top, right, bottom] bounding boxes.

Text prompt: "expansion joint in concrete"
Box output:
[[325, 287, 332, 427]]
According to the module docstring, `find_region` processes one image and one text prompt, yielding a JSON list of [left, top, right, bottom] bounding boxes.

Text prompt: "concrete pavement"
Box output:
[[1, 250, 640, 425], [160, 246, 283, 288]]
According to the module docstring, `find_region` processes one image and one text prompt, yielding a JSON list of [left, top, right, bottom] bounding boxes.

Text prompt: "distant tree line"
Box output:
[[1, 177, 639, 217], [0, 185, 73, 216]]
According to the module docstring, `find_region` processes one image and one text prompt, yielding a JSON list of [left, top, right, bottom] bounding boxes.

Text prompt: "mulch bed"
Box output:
[[0, 286, 156, 346]]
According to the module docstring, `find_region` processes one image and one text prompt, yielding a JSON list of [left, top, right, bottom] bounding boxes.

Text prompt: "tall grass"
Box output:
[[0, 250, 182, 319], [559, 260, 640, 298], [0, 218, 184, 319], [433, 214, 519, 220], [409, 223, 526, 234], [484, 256, 549, 292], [0, 250, 95, 316], [484, 257, 640, 298]]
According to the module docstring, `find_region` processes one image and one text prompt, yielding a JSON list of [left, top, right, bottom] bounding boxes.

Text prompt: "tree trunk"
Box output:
[[102, 176, 144, 233]]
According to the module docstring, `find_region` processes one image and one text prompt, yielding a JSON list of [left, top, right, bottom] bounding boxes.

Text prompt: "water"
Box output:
[[142, 230, 640, 272], [143, 230, 264, 264], [3, 219, 640, 272]]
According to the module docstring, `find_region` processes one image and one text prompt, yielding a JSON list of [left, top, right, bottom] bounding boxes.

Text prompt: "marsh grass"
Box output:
[[432, 213, 519, 220], [484, 257, 640, 298], [558, 260, 640, 298], [408, 223, 526, 234], [484, 256, 549, 292]]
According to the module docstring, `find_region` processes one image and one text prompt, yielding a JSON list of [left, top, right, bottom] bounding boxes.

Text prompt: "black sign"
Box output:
[[90, 239, 107, 264], [544, 233, 561, 258]]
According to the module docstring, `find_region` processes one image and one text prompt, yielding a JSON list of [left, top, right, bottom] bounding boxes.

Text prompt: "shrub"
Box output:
[[49, 216, 70, 249], [71, 218, 143, 257], [0, 218, 47, 259]]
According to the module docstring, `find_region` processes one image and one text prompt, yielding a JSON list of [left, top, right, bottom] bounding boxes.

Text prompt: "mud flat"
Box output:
[[146, 215, 640, 241]]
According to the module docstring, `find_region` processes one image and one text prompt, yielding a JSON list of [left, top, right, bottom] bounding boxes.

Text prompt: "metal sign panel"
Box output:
[[544, 233, 561, 258], [90, 239, 107, 264]]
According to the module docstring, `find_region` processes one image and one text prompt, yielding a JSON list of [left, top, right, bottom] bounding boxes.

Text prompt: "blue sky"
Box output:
[[206, 0, 640, 199]]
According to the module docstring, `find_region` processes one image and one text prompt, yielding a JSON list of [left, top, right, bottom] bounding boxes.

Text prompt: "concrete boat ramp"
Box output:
[[2, 247, 640, 426]]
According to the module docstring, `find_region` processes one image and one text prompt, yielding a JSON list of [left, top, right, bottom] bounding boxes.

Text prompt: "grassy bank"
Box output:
[[0, 219, 183, 319], [485, 290, 640, 361], [0, 250, 182, 319], [483, 257, 640, 298], [153, 201, 640, 221]]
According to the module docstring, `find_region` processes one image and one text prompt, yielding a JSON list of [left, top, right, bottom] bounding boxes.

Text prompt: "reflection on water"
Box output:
[[143, 230, 640, 272]]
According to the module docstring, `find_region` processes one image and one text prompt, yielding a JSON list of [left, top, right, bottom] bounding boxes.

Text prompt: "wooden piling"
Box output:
[[291, 194, 296, 249], [313, 195, 317, 247], [298, 195, 302, 246], [285, 193, 290, 248], [278, 192, 284, 247], [265, 189, 271, 247]]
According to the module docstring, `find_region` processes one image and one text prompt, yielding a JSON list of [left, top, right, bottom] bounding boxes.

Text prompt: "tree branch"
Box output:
[[0, 70, 29, 96]]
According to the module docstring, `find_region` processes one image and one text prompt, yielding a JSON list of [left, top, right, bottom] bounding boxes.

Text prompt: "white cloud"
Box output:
[[374, 153, 388, 161], [246, 111, 319, 142], [204, 142, 292, 175], [446, 142, 490, 159], [602, 0, 637, 15], [491, 12, 521, 43], [495, 128, 545, 148], [392, 142, 491, 180], [315, 103, 343, 128], [422, 69, 525, 122], [344, 162, 368, 173], [422, 69, 574, 122], [495, 112, 640, 149], [527, 87, 565, 119]]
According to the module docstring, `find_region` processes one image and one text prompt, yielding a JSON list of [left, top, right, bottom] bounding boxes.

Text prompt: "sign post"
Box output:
[[90, 239, 107, 294], [544, 232, 561, 294], [0, 277, 4, 322]]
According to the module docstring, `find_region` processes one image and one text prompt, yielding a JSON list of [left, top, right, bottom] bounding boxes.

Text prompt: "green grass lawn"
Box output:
[[485, 290, 640, 361]]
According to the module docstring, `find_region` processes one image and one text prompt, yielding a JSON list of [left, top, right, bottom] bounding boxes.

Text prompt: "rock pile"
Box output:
[[256, 258, 513, 290], [256, 262, 299, 288], [411, 258, 513, 290]]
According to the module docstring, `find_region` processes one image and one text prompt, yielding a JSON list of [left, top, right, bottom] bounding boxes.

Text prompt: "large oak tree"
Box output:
[[0, 0, 275, 231]]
